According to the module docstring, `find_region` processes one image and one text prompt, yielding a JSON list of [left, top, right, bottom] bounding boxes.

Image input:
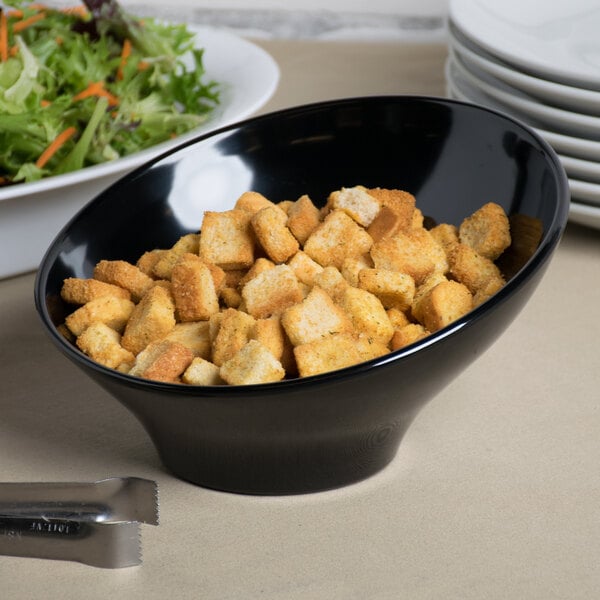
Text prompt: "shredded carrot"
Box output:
[[12, 11, 46, 33], [72, 81, 119, 107], [7, 9, 24, 19], [117, 38, 132, 81], [40, 99, 51, 107], [9, 44, 18, 57], [55, 35, 63, 45], [0, 10, 8, 63], [138, 60, 150, 71], [60, 6, 89, 18], [36, 126, 77, 169]]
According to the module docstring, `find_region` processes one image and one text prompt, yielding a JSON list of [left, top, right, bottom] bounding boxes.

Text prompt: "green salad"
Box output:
[[0, 0, 220, 185]]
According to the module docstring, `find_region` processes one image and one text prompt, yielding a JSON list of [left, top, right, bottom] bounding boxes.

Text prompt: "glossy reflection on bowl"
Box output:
[[35, 96, 569, 495]]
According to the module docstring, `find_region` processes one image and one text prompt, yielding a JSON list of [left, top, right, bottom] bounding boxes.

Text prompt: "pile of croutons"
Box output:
[[59, 186, 513, 385]]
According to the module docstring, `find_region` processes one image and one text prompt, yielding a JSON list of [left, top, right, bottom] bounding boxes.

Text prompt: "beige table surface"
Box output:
[[1, 37, 600, 600]]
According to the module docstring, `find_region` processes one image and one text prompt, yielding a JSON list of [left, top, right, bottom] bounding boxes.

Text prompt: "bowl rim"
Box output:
[[34, 94, 571, 396]]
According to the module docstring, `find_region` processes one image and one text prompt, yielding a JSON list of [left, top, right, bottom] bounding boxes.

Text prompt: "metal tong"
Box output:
[[0, 477, 158, 568]]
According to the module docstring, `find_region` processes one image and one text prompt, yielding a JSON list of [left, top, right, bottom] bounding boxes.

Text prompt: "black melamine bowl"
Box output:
[[34, 96, 569, 495]]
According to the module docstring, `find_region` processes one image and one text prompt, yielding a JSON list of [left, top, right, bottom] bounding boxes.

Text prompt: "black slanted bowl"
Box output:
[[34, 97, 569, 495]]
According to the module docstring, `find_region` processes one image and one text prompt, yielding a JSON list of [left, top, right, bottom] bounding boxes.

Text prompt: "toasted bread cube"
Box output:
[[293, 332, 363, 378], [390, 323, 430, 351], [338, 286, 394, 345], [75, 322, 136, 370], [121, 286, 176, 355], [472, 274, 506, 307], [251, 205, 300, 263], [287, 251, 324, 286], [367, 206, 406, 242], [411, 272, 448, 323], [136, 249, 167, 277], [354, 335, 390, 362], [182, 357, 224, 385], [151, 234, 200, 280], [93, 260, 154, 302], [234, 190, 275, 215], [277, 200, 295, 214], [386, 307, 412, 329], [65, 296, 135, 336], [303, 210, 373, 269], [459, 202, 511, 260], [211, 308, 256, 367], [312, 266, 350, 303], [449, 243, 505, 294], [199, 209, 255, 270], [328, 185, 381, 227], [281, 286, 353, 347], [129, 340, 193, 383], [252, 315, 296, 374], [341, 254, 373, 287], [220, 286, 242, 308], [286, 194, 321, 244], [61, 277, 131, 304], [429, 223, 459, 254], [357, 268, 415, 312], [171, 254, 220, 321], [241, 264, 304, 319], [368, 188, 415, 228], [220, 340, 285, 385], [413, 280, 472, 332], [496, 213, 543, 279], [411, 207, 424, 229], [239, 257, 276, 287], [163, 321, 212, 359]]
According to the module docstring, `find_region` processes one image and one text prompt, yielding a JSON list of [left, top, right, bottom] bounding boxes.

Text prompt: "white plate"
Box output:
[[448, 22, 600, 116], [448, 50, 600, 141], [0, 25, 279, 279], [449, 0, 600, 91]]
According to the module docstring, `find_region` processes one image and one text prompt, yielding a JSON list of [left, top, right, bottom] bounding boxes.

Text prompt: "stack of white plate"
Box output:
[[446, 0, 600, 230]]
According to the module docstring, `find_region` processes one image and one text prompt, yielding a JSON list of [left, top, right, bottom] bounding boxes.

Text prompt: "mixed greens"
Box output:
[[0, 0, 220, 185]]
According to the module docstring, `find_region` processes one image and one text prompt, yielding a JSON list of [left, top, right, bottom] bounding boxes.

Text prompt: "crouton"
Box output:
[[327, 185, 380, 227], [449, 243, 505, 294], [199, 209, 255, 270], [410, 271, 448, 324], [277, 200, 295, 214], [211, 308, 256, 367], [234, 190, 275, 215], [303, 209, 373, 269], [386, 307, 412, 329], [368, 188, 416, 230], [75, 322, 136, 370], [61, 277, 131, 305], [182, 357, 224, 385], [293, 332, 363, 378], [411, 207, 424, 229], [390, 323, 430, 351], [152, 233, 201, 280], [340, 254, 373, 287], [354, 335, 390, 361], [93, 259, 154, 301], [429, 222, 459, 254], [287, 251, 324, 286], [312, 266, 350, 303], [367, 206, 406, 242], [220, 340, 285, 385], [495, 213, 543, 279], [472, 274, 506, 307], [65, 296, 135, 336], [281, 286, 353, 347], [338, 286, 394, 345], [357, 268, 415, 311], [121, 285, 176, 355], [171, 254, 220, 321], [241, 264, 304, 319], [163, 321, 212, 359], [413, 280, 472, 332], [459, 202, 511, 261], [286, 194, 321, 244], [220, 286, 243, 308], [251, 205, 300, 263], [252, 315, 296, 374], [129, 340, 193, 383], [239, 257, 276, 287], [136, 249, 167, 277]]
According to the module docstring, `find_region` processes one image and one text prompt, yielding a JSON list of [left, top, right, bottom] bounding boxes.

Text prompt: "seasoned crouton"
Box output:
[[220, 286, 243, 308], [121, 285, 176, 355], [61, 277, 131, 304], [459, 202, 511, 261], [75, 322, 136, 370], [340, 254, 373, 287], [211, 308, 256, 367], [239, 257, 275, 287], [251, 205, 300, 263], [472, 274, 506, 307], [252, 315, 296, 374], [93, 259, 154, 301], [496, 213, 543, 279], [136, 249, 167, 277], [287, 251, 324, 286], [303, 209, 373, 269], [411, 207, 424, 229], [293, 332, 363, 378], [241, 264, 304, 319], [413, 280, 472, 332], [281, 286, 353, 347], [357, 268, 415, 312], [220, 340, 285, 385], [449, 243, 505, 294], [338, 286, 394, 345], [390, 323, 430, 351], [151, 233, 201, 280], [129, 340, 193, 383], [163, 321, 212, 359], [199, 209, 255, 270], [286, 194, 321, 244], [386, 307, 412, 329], [328, 185, 380, 227], [367, 206, 406, 242], [234, 190, 275, 215], [354, 335, 390, 361], [411, 272, 448, 323], [368, 188, 416, 230], [312, 266, 350, 302], [182, 357, 224, 385], [171, 254, 220, 321], [65, 296, 135, 336], [429, 223, 459, 254], [277, 200, 295, 214]]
